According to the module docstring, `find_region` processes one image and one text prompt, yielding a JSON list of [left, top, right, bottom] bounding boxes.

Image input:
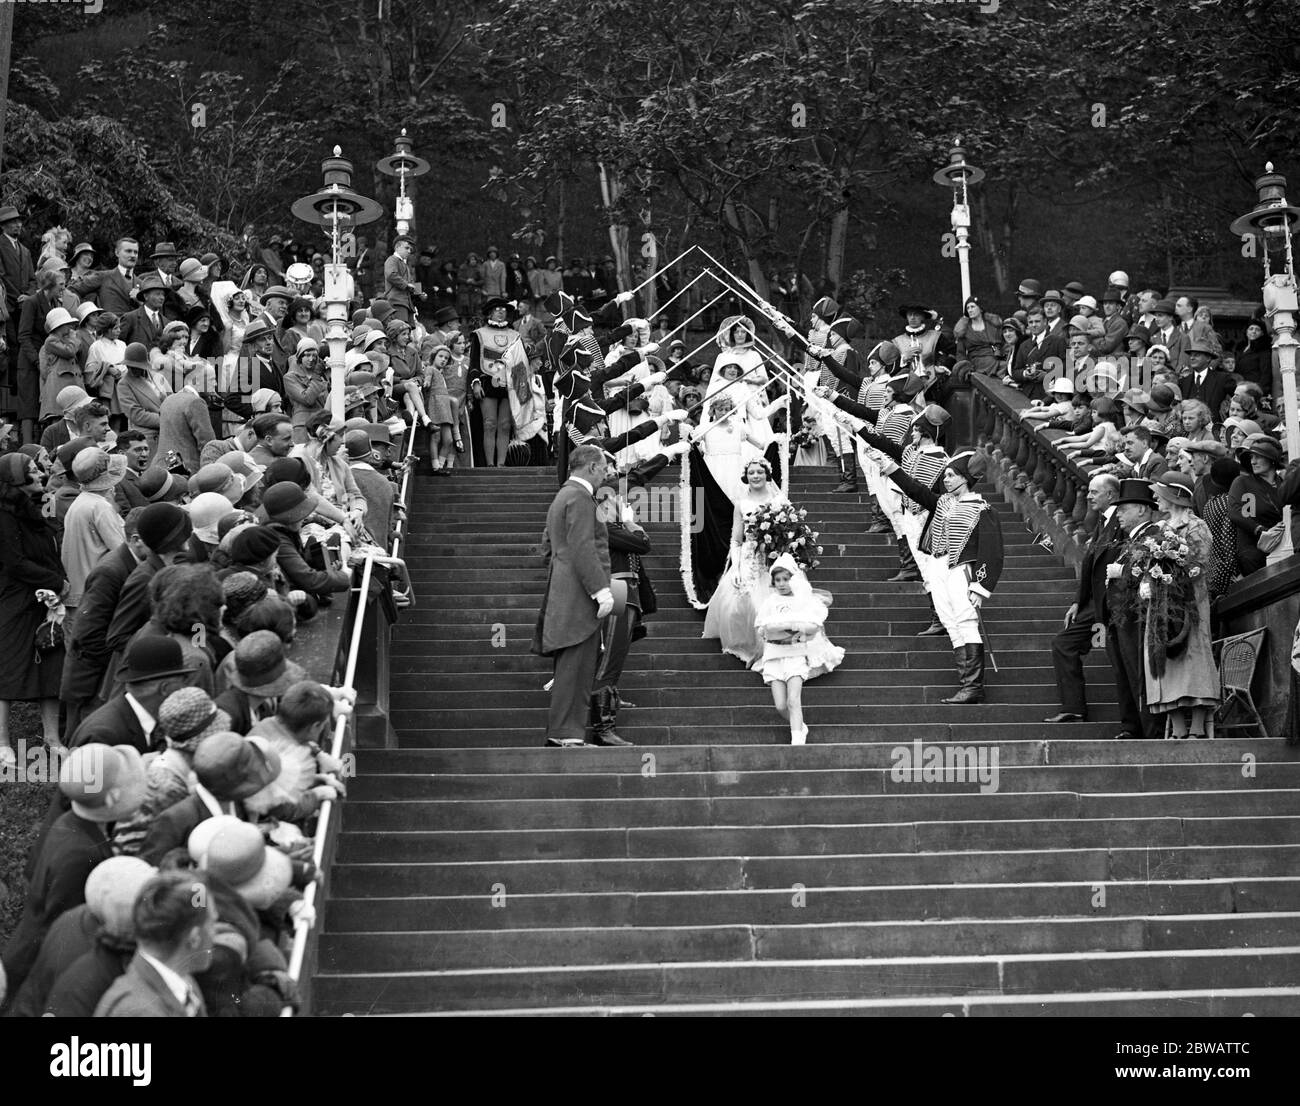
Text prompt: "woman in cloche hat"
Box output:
[[1146, 473, 1219, 738]]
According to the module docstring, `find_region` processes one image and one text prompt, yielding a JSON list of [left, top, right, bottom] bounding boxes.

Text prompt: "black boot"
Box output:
[[865, 497, 892, 534], [942, 644, 986, 704], [589, 686, 632, 746], [917, 595, 946, 636], [886, 538, 921, 583], [833, 453, 858, 493]]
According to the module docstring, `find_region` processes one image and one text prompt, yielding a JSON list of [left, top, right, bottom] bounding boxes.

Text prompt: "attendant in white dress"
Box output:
[[754, 553, 845, 744], [702, 457, 787, 666]]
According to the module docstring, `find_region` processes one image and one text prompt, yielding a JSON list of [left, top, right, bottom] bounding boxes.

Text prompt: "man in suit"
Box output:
[[384, 236, 427, 325], [70, 635, 198, 752], [60, 514, 147, 736], [1010, 306, 1064, 402], [156, 359, 216, 472], [1117, 425, 1168, 480], [1178, 340, 1234, 420], [1148, 298, 1182, 367], [1172, 294, 1218, 369], [118, 272, 168, 349], [534, 444, 614, 747], [103, 504, 193, 672], [0, 204, 36, 412], [1104, 479, 1166, 740], [95, 871, 215, 1017], [1045, 474, 1122, 722], [68, 237, 139, 316], [2, 743, 146, 1004]]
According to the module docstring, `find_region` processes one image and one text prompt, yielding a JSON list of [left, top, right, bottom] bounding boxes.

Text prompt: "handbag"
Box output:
[[35, 617, 63, 654], [1257, 520, 1286, 555]]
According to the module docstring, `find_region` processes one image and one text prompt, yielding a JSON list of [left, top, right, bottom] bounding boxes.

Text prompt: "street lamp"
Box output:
[[292, 146, 383, 419], [933, 138, 984, 306], [376, 128, 431, 237], [1230, 162, 1300, 561]]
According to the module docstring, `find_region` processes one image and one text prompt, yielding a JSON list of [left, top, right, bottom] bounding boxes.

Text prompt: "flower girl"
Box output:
[[753, 553, 845, 744]]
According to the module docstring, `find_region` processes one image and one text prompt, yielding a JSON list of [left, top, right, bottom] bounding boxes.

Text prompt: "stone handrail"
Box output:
[[970, 375, 1100, 565]]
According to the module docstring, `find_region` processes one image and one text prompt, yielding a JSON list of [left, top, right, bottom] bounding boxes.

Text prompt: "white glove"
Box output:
[[593, 587, 614, 618], [807, 345, 828, 358], [289, 899, 317, 927], [639, 342, 660, 357], [813, 386, 833, 400], [659, 440, 691, 458], [620, 503, 637, 526], [615, 291, 634, 305], [643, 370, 667, 386], [657, 408, 688, 425], [1106, 562, 1122, 580], [775, 319, 797, 339], [765, 394, 790, 415]]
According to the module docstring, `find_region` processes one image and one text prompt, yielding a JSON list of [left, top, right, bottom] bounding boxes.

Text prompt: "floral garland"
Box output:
[[679, 447, 709, 609]]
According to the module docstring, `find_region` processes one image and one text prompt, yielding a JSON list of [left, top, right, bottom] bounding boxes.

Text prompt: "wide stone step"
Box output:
[[309, 946, 1300, 1014], [389, 683, 1112, 709], [322, 880, 1300, 934], [372, 987, 1300, 1017], [392, 721, 1127, 746], [390, 664, 1114, 690], [401, 591, 1073, 610], [348, 763, 1297, 802], [318, 912, 1300, 971], [396, 618, 1074, 639], [336, 816, 1300, 863], [354, 739, 1297, 775], [330, 844, 1300, 897], [390, 641, 1070, 663], [343, 788, 1300, 832]]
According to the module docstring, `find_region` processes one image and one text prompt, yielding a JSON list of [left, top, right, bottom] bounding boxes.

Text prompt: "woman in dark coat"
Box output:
[[1227, 435, 1284, 578], [1234, 320, 1273, 397], [0, 452, 67, 768]]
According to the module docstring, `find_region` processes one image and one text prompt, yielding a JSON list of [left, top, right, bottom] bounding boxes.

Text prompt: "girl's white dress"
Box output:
[[753, 585, 845, 685]]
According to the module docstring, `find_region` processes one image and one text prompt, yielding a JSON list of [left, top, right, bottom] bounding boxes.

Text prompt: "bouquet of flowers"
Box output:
[[744, 502, 823, 572], [789, 417, 821, 453], [1113, 523, 1202, 677]]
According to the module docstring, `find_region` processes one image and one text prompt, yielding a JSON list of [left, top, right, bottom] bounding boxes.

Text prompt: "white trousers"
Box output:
[[930, 563, 983, 648]]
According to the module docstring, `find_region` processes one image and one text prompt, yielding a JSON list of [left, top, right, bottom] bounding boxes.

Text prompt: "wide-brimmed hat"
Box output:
[[366, 422, 392, 446], [188, 815, 292, 910], [150, 241, 178, 259], [260, 481, 318, 525], [1040, 289, 1065, 307], [1114, 478, 1158, 508], [482, 296, 512, 316], [229, 629, 307, 697], [74, 302, 104, 325], [71, 448, 127, 492], [1101, 287, 1126, 305], [135, 271, 167, 294], [1063, 281, 1087, 300], [1238, 434, 1283, 467], [1151, 299, 1177, 317], [432, 306, 459, 326], [221, 451, 265, 495], [1223, 417, 1263, 440], [0, 204, 22, 223], [1125, 324, 1151, 346], [56, 436, 95, 476], [189, 492, 236, 544], [1186, 339, 1218, 358], [193, 732, 281, 801], [261, 285, 294, 303], [84, 856, 155, 939], [1152, 472, 1195, 507], [897, 303, 933, 319], [242, 318, 274, 344], [45, 307, 76, 332], [178, 257, 207, 283], [1185, 439, 1228, 458], [1049, 377, 1076, 395], [60, 744, 147, 824]]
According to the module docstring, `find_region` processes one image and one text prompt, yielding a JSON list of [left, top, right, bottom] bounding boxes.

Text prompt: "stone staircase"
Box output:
[[313, 465, 1300, 1016]]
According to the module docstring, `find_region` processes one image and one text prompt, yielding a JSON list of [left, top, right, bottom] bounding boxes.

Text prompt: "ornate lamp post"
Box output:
[[376, 128, 431, 237], [933, 138, 985, 306], [292, 147, 383, 419], [1231, 162, 1300, 560]]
